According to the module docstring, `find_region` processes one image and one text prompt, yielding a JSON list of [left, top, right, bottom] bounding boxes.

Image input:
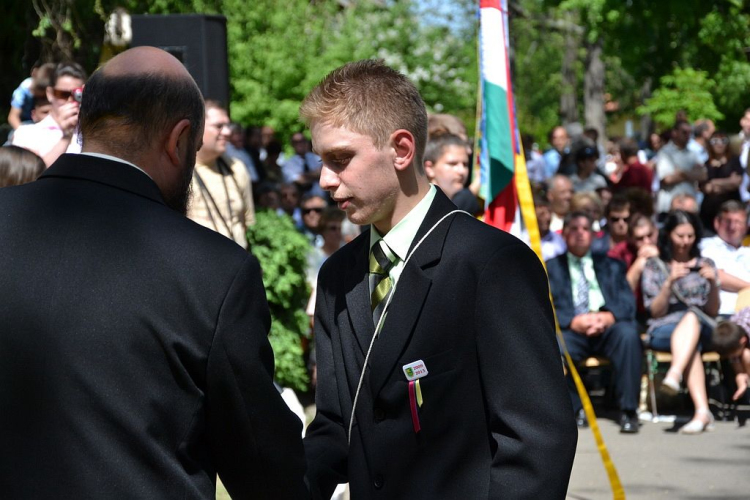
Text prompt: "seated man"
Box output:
[[700, 200, 750, 316], [547, 211, 642, 433]]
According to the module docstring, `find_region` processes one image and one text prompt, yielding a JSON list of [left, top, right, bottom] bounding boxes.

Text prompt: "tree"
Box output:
[[637, 67, 724, 130], [246, 210, 311, 391]]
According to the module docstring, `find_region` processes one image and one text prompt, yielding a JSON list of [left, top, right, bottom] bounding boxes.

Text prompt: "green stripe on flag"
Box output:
[[485, 81, 514, 200]]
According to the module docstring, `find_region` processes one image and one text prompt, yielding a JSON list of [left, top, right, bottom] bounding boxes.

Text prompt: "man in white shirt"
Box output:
[[12, 62, 87, 166], [656, 120, 707, 214], [699, 200, 750, 315], [687, 119, 714, 165]]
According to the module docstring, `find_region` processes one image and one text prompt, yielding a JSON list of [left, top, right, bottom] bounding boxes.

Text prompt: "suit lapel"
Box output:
[[368, 190, 457, 397], [343, 231, 375, 354], [592, 254, 611, 305], [556, 254, 574, 313]]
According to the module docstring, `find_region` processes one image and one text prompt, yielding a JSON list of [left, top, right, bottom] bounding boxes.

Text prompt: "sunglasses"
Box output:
[[302, 207, 324, 215], [325, 225, 342, 231], [51, 87, 83, 102], [609, 216, 628, 223]]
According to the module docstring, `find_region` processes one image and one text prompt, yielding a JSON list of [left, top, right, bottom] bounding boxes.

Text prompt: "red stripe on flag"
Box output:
[[484, 177, 518, 232], [480, 0, 501, 9]]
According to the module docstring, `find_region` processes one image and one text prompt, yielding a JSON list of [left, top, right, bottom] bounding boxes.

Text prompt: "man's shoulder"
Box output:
[[700, 235, 729, 254], [594, 253, 627, 274], [223, 155, 250, 182], [448, 214, 527, 252], [546, 252, 568, 268]]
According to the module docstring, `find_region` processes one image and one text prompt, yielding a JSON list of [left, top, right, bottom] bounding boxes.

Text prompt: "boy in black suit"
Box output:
[[302, 60, 577, 499]]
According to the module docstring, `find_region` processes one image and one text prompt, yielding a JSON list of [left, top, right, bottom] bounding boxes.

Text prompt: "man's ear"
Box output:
[[166, 119, 191, 167], [391, 129, 416, 172]]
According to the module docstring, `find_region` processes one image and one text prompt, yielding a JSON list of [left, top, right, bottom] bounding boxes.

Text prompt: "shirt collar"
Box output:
[[79, 152, 152, 180], [369, 185, 436, 261], [567, 250, 592, 264]]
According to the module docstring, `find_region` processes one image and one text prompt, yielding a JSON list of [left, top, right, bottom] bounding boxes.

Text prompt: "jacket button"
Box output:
[[373, 474, 384, 489], [373, 407, 385, 422]]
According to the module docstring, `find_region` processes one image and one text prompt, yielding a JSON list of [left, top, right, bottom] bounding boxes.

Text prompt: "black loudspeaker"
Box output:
[[130, 14, 230, 108]]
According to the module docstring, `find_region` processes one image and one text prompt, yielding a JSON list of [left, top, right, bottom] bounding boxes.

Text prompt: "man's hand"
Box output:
[[571, 312, 615, 337], [570, 313, 595, 335], [687, 164, 707, 182], [637, 244, 659, 260]]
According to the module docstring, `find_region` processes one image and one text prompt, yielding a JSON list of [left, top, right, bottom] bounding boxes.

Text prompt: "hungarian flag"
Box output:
[[478, 0, 541, 260]]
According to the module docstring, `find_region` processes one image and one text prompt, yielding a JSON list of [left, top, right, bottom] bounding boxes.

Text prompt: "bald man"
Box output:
[[0, 48, 306, 499]]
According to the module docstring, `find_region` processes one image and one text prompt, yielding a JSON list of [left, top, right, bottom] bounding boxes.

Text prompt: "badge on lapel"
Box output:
[[402, 360, 427, 433]]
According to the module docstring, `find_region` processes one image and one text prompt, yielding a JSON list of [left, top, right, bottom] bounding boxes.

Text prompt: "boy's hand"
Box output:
[[734, 372, 749, 401]]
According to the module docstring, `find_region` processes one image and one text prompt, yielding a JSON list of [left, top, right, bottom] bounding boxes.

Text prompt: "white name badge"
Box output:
[[402, 360, 428, 381]]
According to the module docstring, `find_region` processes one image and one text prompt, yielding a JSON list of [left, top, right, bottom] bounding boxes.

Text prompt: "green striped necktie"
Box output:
[[369, 240, 397, 327]]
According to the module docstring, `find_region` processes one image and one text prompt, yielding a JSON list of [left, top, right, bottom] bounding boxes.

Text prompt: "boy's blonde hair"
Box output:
[[300, 59, 428, 173]]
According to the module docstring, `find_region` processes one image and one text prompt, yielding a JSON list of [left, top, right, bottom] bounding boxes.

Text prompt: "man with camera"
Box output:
[[12, 62, 87, 166]]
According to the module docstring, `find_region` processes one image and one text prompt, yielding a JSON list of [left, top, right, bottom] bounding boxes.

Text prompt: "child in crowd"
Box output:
[[423, 133, 481, 215], [712, 307, 750, 401]]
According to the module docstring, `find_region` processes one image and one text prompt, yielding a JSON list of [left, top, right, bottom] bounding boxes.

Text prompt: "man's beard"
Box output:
[[163, 146, 196, 216]]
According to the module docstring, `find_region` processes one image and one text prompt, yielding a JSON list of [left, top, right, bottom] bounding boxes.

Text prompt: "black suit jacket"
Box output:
[[0, 154, 306, 499], [546, 252, 636, 330], [305, 190, 577, 499]]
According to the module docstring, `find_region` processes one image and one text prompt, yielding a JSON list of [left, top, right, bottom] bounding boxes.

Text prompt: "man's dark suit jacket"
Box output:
[[304, 190, 577, 499], [0, 154, 306, 499], [546, 253, 636, 329]]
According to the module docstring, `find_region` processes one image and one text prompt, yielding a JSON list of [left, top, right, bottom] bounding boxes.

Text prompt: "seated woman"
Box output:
[[641, 210, 720, 434]]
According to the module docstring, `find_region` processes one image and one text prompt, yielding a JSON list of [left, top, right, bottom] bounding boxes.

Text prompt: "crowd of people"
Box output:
[[534, 113, 750, 435]]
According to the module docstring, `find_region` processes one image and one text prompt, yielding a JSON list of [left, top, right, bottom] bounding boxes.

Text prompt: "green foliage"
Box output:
[[637, 67, 724, 129], [247, 209, 311, 391], [512, 0, 570, 145]]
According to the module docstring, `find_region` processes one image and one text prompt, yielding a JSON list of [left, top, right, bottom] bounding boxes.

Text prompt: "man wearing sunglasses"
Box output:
[[12, 62, 87, 166], [300, 193, 327, 246]]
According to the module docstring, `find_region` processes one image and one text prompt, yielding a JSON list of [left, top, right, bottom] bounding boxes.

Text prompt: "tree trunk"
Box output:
[[639, 77, 653, 141], [560, 12, 578, 125], [584, 37, 605, 144]]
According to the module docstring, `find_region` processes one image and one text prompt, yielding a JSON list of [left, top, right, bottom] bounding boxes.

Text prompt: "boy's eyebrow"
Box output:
[[315, 146, 353, 157]]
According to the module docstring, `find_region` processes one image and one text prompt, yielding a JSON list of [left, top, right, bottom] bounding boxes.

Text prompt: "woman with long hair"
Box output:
[[699, 131, 742, 231], [641, 210, 720, 433]]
